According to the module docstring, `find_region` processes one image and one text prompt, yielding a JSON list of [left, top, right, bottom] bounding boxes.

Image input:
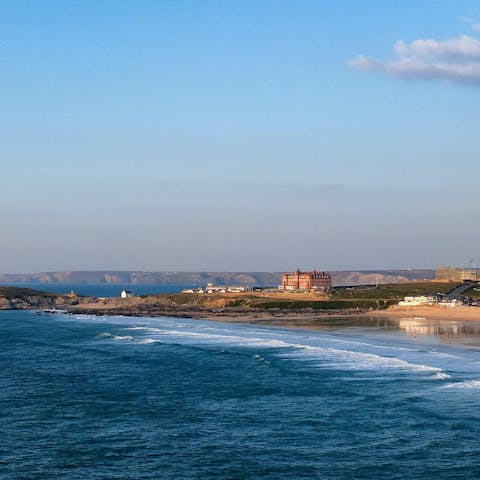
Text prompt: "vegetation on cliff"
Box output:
[[0, 286, 84, 310], [1, 280, 460, 314]]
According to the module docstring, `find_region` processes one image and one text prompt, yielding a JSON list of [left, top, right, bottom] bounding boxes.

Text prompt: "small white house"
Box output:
[[120, 289, 134, 299]]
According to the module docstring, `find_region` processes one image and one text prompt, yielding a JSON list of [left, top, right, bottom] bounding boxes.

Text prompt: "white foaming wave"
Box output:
[[111, 335, 134, 341], [85, 317, 457, 379], [143, 328, 445, 376], [127, 326, 163, 333], [75, 314, 96, 321], [280, 345, 443, 374], [262, 331, 420, 354], [427, 351, 462, 360], [443, 380, 480, 389], [430, 372, 451, 380], [95, 332, 134, 341], [96, 332, 112, 339], [148, 329, 294, 348], [139, 338, 160, 344]]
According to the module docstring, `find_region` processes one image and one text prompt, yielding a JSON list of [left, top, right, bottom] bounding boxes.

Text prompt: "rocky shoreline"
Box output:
[[0, 292, 90, 311], [0, 287, 371, 323], [67, 303, 368, 323], [8, 286, 480, 327]]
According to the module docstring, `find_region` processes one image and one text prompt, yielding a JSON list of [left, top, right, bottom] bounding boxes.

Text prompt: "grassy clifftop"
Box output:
[[330, 281, 458, 300], [129, 281, 459, 311], [0, 286, 58, 298], [1, 280, 460, 313]]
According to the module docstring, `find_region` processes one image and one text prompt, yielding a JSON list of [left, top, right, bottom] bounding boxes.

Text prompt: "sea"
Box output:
[[2, 305, 480, 477], [6, 283, 194, 298]]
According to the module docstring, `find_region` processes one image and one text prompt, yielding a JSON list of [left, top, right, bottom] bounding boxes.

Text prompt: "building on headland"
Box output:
[[120, 289, 134, 298], [436, 267, 480, 282], [281, 269, 332, 291]]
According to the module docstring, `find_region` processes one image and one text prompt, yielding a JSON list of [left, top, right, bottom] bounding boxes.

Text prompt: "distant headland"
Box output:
[[0, 269, 435, 286], [3, 277, 475, 327]]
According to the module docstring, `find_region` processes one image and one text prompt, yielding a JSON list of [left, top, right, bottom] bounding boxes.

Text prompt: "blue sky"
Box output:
[[1, 0, 480, 273]]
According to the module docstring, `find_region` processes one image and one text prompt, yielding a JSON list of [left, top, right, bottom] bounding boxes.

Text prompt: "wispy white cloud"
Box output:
[[459, 15, 480, 32], [349, 34, 480, 86]]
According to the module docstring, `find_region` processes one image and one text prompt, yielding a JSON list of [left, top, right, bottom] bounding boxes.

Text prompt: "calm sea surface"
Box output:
[[6, 283, 192, 297], [2, 310, 480, 479]]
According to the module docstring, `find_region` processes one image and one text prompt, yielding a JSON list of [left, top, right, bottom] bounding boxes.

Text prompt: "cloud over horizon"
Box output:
[[350, 34, 480, 86]]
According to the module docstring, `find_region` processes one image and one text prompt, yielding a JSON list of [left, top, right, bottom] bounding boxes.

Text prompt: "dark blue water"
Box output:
[[5, 283, 192, 297], [2, 311, 480, 479]]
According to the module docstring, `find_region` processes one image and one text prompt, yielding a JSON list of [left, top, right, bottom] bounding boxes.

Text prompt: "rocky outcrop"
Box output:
[[0, 287, 92, 310]]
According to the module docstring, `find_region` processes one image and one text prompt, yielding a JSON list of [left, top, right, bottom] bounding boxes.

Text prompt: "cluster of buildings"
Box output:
[[181, 269, 333, 294], [120, 268, 333, 298], [436, 267, 480, 282], [182, 284, 251, 294], [398, 295, 459, 307], [280, 269, 332, 292], [399, 294, 478, 308]]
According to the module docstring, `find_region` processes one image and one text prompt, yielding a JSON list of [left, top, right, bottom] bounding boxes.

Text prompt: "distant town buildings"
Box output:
[[436, 267, 480, 282], [181, 284, 251, 294], [281, 269, 332, 291], [398, 293, 471, 308], [398, 295, 441, 306]]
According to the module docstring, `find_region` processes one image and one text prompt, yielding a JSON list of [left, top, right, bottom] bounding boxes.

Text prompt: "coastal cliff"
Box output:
[[0, 269, 434, 286], [0, 287, 90, 310], [1, 280, 453, 317]]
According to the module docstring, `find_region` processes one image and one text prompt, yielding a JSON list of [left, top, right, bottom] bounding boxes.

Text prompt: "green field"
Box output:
[[242, 299, 398, 310], [246, 281, 460, 311], [330, 281, 459, 300]]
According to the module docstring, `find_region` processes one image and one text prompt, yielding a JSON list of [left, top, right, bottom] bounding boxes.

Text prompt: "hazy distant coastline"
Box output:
[[0, 269, 435, 287]]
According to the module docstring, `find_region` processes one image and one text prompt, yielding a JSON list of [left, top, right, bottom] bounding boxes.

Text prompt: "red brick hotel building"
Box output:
[[281, 269, 332, 291]]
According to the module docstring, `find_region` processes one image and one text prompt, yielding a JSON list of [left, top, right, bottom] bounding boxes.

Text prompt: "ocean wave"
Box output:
[[430, 372, 451, 380], [134, 327, 445, 376], [279, 345, 443, 374], [96, 332, 112, 339], [111, 335, 134, 341], [427, 351, 462, 360], [147, 328, 294, 348], [82, 316, 458, 379], [127, 326, 163, 333], [443, 380, 480, 389], [139, 338, 160, 344], [96, 333, 134, 341]]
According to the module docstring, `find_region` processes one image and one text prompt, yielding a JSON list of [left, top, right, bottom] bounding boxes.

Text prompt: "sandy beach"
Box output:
[[367, 305, 480, 322], [66, 302, 480, 331]]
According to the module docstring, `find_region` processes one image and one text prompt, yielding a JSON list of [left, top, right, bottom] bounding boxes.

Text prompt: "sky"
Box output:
[[1, 0, 480, 273]]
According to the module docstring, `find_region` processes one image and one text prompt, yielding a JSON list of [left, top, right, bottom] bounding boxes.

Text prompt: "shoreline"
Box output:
[[367, 305, 480, 322], [64, 303, 480, 330], [66, 304, 370, 323]]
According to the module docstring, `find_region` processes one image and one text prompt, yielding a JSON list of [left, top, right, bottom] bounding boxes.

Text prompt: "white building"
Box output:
[[120, 289, 134, 299], [398, 295, 438, 306]]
